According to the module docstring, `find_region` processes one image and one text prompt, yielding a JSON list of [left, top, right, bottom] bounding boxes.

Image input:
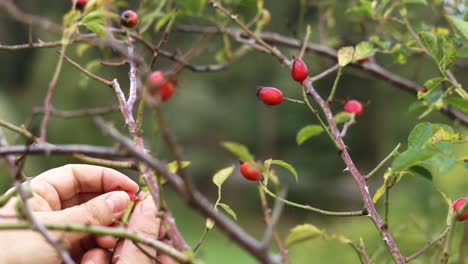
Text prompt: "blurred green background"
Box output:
[[0, 1, 467, 263]]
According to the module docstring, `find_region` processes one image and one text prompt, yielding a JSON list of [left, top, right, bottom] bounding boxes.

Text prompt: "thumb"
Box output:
[[37, 191, 130, 226]]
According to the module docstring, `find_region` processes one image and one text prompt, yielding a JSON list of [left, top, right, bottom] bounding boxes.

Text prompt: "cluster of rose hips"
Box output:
[[256, 58, 364, 116], [71, 1, 176, 101], [71, 0, 138, 28], [246, 57, 368, 181]]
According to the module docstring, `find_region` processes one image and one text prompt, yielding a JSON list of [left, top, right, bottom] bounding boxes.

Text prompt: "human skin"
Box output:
[[0, 164, 176, 264]]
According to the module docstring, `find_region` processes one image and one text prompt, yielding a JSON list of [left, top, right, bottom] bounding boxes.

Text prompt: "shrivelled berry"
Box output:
[[120, 10, 138, 28], [453, 197, 468, 221], [257, 87, 283, 106], [147, 71, 176, 102], [291, 58, 308, 82], [126, 191, 138, 202], [344, 99, 364, 116], [239, 161, 262, 181], [72, 0, 88, 10]]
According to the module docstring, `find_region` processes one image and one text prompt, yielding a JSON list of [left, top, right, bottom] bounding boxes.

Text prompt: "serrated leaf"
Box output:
[[167, 161, 191, 173], [205, 218, 214, 229], [353, 41, 376, 61], [296, 125, 324, 145], [222, 141, 254, 162], [409, 165, 432, 181], [212, 166, 234, 187], [447, 15, 468, 40], [446, 97, 468, 114], [337, 46, 354, 67], [391, 148, 434, 171], [285, 224, 324, 247], [408, 122, 433, 149], [218, 203, 237, 220], [270, 160, 298, 182], [334, 112, 354, 124]]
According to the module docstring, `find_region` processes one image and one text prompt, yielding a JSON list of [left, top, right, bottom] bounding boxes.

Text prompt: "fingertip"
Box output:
[[96, 235, 117, 249], [81, 248, 111, 264]]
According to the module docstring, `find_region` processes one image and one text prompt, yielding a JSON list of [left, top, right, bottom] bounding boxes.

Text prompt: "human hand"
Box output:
[[0, 164, 139, 263], [82, 193, 178, 264]]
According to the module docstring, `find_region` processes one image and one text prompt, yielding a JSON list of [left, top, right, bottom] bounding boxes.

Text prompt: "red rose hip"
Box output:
[[147, 71, 176, 102], [120, 10, 138, 28], [453, 197, 468, 221], [291, 58, 308, 82], [257, 87, 283, 106], [344, 99, 364, 116], [72, 0, 88, 10], [239, 161, 262, 181]]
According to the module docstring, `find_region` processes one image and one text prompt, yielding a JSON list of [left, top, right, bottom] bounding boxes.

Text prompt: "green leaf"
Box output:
[[155, 11, 176, 32], [402, 0, 427, 4], [446, 97, 468, 114], [296, 125, 324, 145], [426, 154, 456, 174], [447, 15, 468, 40], [334, 112, 354, 124], [167, 161, 191, 173], [353, 41, 376, 61], [408, 122, 433, 149], [285, 224, 324, 247], [337, 46, 354, 67], [391, 148, 434, 171], [83, 22, 107, 38], [270, 160, 298, 182], [218, 203, 237, 220], [409, 165, 432, 181], [80, 9, 105, 24], [419, 32, 456, 71], [212, 166, 235, 188], [423, 77, 444, 91], [222, 141, 254, 162]]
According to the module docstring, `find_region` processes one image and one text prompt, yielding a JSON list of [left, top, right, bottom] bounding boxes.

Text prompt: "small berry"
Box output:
[[356, 58, 369, 64], [147, 71, 176, 102], [72, 0, 88, 10], [453, 197, 468, 221], [158, 81, 176, 102], [126, 191, 138, 202], [257, 87, 283, 106], [344, 99, 364, 116], [291, 58, 308, 82], [120, 10, 138, 28], [239, 161, 262, 181]]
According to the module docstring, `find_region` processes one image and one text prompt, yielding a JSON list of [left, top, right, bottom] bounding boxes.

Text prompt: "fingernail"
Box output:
[[84, 261, 96, 264], [105, 192, 129, 213]]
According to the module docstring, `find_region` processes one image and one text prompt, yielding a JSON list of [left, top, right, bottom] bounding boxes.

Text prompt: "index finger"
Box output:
[[31, 164, 138, 210]]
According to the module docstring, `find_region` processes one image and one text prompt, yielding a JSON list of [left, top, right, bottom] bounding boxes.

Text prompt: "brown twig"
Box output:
[[0, 144, 129, 157]]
